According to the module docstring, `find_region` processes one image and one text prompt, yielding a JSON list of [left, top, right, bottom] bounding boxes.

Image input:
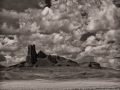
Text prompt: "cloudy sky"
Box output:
[[0, 0, 120, 69]]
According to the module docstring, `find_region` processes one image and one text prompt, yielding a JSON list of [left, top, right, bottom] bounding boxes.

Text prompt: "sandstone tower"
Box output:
[[26, 45, 37, 66]]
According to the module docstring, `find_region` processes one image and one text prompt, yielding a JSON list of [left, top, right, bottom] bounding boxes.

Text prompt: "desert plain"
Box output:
[[0, 67, 120, 90]]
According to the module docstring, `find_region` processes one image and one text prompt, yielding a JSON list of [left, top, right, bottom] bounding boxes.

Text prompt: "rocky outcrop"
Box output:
[[37, 51, 47, 58], [47, 54, 58, 64], [8, 45, 102, 68], [89, 62, 102, 69], [80, 62, 90, 68], [80, 62, 102, 69], [68, 60, 79, 66], [26, 45, 37, 67]]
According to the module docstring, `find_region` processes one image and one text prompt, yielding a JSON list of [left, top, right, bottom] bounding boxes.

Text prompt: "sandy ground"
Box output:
[[0, 79, 120, 90]]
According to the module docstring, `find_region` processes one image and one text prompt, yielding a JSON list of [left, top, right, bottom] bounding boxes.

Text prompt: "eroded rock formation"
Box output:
[[26, 45, 37, 67], [22, 45, 101, 68], [37, 51, 47, 58], [25, 45, 80, 67], [89, 62, 102, 69]]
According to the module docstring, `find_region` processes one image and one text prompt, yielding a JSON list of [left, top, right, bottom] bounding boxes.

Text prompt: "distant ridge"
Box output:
[[8, 45, 102, 69], [24, 45, 79, 67]]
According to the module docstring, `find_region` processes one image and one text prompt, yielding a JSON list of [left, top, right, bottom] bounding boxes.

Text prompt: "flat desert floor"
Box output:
[[0, 79, 120, 90], [0, 67, 120, 90]]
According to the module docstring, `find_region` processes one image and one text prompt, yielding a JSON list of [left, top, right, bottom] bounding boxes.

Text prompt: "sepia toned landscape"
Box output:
[[0, 67, 120, 90], [0, 65, 120, 90], [0, 0, 120, 90], [0, 45, 120, 90]]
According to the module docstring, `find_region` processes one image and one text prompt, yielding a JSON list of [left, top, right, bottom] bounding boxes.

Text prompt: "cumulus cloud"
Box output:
[[2, 37, 17, 45], [94, 57, 120, 70], [0, 0, 120, 70], [0, 9, 29, 19], [0, 43, 20, 52], [1, 55, 25, 66], [86, 0, 120, 32], [53, 33, 64, 44], [0, 21, 40, 35], [0, 36, 20, 52], [80, 32, 95, 41], [86, 36, 97, 45], [105, 30, 120, 44], [53, 44, 81, 55]]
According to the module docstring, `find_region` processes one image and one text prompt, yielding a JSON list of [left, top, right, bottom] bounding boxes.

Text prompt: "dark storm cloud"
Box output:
[[0, 54, 6, 62], [0, 12, 19, 28], [113, 0, 120, 7], [0, 27, 21, 35], [80, 32, 96, 41], [0, 26, 35, 35], [8, 36, 14, 40], [45, 0, 51, 8], [0, 0, 41, 12]]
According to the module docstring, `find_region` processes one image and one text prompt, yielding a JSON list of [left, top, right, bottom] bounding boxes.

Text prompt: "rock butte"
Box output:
[[10, 45, 102, 69]]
